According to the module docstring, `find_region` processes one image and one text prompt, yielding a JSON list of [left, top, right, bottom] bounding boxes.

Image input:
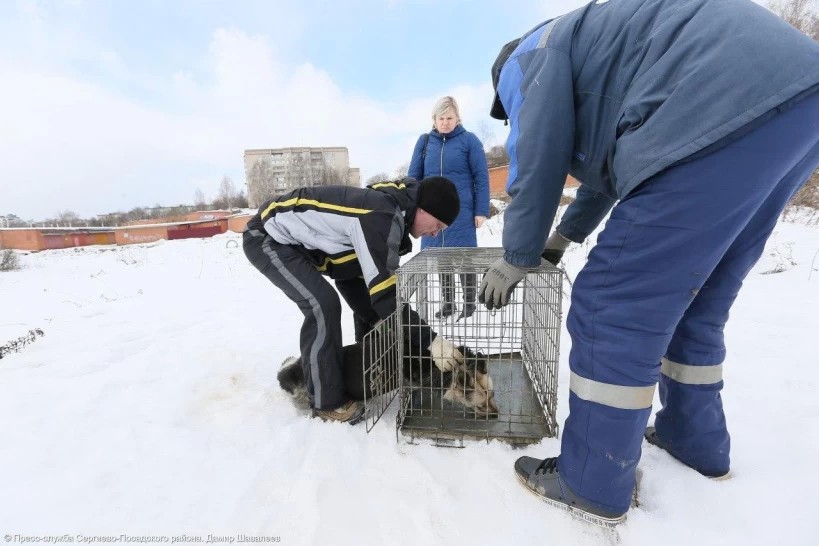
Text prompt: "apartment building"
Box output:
[[244, 147, 361, 207]]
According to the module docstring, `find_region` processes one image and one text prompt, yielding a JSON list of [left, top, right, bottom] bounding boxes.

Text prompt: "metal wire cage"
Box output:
[[392, 247, 562, 445], [362, 311, 400, 432]]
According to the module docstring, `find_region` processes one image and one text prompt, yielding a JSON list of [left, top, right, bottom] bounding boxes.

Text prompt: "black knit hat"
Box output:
[[417, 176, 460, 226], [490, 37, 521, 121]]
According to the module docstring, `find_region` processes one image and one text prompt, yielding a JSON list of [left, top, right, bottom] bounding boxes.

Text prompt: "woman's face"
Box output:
[[434, 108, 458, 134]]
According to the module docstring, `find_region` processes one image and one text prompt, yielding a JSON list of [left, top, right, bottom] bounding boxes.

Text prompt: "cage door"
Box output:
[[362, 309, 401, 432]]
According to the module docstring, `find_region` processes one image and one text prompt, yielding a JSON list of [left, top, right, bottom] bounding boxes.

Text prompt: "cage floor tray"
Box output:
[[400, 354, 553, 444]]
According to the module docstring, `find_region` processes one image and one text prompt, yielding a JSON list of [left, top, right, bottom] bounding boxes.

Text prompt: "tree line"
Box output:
[[1, 176, 248, 228]]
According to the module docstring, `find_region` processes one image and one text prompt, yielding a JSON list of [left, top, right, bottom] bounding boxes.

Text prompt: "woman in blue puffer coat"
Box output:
[[408, 96, 490, 320]]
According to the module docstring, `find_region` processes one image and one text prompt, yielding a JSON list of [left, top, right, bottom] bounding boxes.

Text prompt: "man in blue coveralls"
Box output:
[[479, 0, 819, 526]]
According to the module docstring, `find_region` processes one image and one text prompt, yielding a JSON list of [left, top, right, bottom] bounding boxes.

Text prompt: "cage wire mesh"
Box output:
[[393, 247, 562, 445], [362, 311, 400, 432]]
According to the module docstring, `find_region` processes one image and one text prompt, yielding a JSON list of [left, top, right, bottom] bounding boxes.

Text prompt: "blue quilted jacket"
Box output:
[[408, 124, 490, 248]]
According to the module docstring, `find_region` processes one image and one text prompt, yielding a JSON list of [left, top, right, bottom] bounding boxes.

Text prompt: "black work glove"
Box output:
[[541, 231, 572, 266], [541, 248, 564, 266]]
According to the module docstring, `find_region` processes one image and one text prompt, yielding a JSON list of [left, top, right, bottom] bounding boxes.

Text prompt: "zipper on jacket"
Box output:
[[437, 136, 447, 247], [439, 136, 446, 175]]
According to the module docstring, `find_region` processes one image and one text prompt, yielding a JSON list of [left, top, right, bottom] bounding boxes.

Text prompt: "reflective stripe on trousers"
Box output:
[[559, 91, 819, 513], [242, 229, 347, 410]]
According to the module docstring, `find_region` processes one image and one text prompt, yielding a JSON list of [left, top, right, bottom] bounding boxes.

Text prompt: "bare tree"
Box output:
[[769, 0, 819, 39], [124, 207, 148, 223], [316, 158, 349, 186], [213, 175, 237, 210], [194, 188, 207, 209], [1, 214, 25, 227], [365, 172, 392, 185], [485, 144, 510, 168], [234, 189, 249, 209], [394, 162, 409, 179], [475, 120, 497, 149], [147, 203, 164, 219], [57, 210, 80, 227], [247, 158, 276, 207]]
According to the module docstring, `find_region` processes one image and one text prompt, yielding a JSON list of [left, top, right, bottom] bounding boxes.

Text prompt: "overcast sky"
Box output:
[[1, 0, 776, 221], [0, 0, 587, 220]]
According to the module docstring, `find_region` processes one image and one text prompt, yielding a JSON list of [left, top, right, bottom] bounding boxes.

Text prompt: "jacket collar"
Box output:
[[430, 124, 466, 140]]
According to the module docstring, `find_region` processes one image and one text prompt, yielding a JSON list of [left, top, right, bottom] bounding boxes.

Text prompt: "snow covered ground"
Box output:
[[1, 211, 817, 545]]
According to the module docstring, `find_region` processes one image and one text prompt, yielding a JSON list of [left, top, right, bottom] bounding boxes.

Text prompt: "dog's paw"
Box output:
[[456, 346, 488, 374]]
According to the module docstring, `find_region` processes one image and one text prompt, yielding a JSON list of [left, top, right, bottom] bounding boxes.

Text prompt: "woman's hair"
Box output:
[[431, 96, 461, 127]]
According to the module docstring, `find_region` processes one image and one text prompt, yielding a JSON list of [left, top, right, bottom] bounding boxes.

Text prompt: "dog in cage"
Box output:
[[277, 335, 499, 418]]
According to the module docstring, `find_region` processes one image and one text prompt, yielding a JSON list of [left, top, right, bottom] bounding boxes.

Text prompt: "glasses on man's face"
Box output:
[[431, 223, 447, 236]]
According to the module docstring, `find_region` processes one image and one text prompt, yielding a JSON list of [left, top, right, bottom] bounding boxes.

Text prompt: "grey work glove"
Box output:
[[428, 334, 464, 372], [478, 258, 527, 310], [541, 231, 572, 266]]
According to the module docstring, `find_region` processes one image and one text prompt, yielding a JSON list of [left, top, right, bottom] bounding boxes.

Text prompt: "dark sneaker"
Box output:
[[644, 427, 731, 480], [313, 400, 365, 425], [434, 303, 455, 319], [514, 456, 627, 527], [457, 302, 477, 321]]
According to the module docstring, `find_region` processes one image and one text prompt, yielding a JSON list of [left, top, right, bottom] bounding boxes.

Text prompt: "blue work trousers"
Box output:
[[560, 92, 819, 513]]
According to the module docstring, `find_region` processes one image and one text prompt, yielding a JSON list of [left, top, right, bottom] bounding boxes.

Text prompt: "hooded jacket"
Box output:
[[408, 124, 490, 248], [245, 179, 418, 318], [494, 0, 819, 266]]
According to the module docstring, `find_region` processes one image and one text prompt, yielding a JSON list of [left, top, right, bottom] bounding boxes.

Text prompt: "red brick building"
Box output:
[[489, 164, 580, 199], [0, 214, 254, 252]]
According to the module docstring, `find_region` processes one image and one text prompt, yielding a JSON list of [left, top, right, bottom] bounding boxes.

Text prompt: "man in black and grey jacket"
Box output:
[[243, 176, 462, 424]]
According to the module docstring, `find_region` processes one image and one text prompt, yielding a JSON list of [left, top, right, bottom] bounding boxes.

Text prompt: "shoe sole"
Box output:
[[312, 407, 366, 426], [514, 470, 625, 528], [347, 409, 366, 426]]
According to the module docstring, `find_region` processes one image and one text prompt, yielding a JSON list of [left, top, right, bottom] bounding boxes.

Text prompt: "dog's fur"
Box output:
[[278, 340, 499, 417]]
